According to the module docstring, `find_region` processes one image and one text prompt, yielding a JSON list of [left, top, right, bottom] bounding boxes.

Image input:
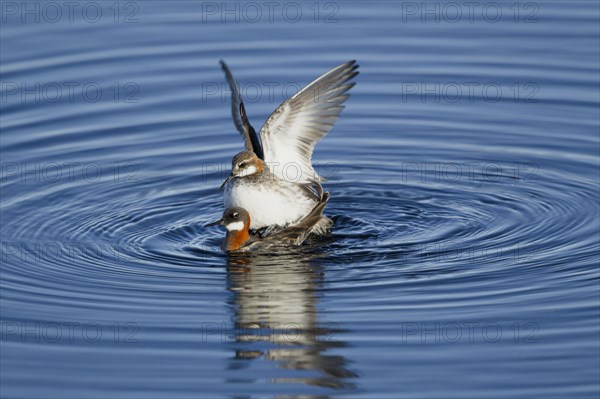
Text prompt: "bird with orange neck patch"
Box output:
[[218, 60, 358, 234], [207, 193, 332, 252]]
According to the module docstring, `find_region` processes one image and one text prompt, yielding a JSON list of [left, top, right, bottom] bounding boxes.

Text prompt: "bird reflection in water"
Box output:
[[225, 250, 357, 390]]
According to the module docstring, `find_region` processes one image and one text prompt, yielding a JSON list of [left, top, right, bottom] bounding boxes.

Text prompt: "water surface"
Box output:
[[1, 1, 599, 398]]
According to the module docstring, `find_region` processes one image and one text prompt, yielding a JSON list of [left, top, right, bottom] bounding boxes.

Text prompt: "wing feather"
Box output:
[[220, 60, 264, 158], [259, 60, 359, 183]]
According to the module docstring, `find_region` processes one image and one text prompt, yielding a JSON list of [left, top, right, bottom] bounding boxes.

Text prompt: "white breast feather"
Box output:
[[224, 181, 314, 229]]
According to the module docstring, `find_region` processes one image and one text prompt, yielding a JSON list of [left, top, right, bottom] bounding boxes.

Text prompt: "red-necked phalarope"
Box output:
[[206, 193, 331, 252], [218, 60, 358, 231]]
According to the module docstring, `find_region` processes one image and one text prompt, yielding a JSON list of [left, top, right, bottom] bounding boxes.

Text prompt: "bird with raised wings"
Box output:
[[218, 60, 359, 233]]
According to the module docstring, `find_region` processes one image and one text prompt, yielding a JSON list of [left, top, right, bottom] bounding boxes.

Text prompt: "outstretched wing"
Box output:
[[259, 60, 359, 183], [220, 60, 264, 159]]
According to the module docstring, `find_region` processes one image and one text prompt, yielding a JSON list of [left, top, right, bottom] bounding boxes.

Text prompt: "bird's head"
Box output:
[[220, 151, 264, 189], [205, 207, 251, 251], [231, 151, 263, 177]]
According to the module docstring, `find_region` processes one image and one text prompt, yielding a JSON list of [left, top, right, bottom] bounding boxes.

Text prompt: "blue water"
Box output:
[[1, 1, 599, 398]]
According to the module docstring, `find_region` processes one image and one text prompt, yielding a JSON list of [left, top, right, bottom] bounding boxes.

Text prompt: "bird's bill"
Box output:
[[204, 218, 223, 227], [220, 174, 234, 190]]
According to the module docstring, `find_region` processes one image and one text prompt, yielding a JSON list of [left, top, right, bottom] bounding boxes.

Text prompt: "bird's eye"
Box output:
[[238, 162, 246, 168], [232, 212, 239, 219]]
